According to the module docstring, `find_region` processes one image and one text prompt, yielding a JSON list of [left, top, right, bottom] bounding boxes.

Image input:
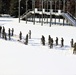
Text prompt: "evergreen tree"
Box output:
[[10, 0, 26, 17], [0, 0, 2, 13], [20, 0, 26, 15], [0, 0, 75, 18], [0, 0, 11, 14], [10, 0, 18, 17], [27, 0, 32, 9]]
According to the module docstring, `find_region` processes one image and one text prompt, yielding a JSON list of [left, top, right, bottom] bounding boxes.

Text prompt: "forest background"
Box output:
[[0, 0, 75, 18]]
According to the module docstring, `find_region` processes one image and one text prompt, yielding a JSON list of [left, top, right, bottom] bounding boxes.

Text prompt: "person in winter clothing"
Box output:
[[24, 34, 28, 45], [70, 39, 74, 47], [2, 26, 5, 38], [29, 30, 31, 39], [61, 38, 64, 47], [8, 28, 11, 40], [50, 38, 53, 48], [55, 37, 58, 46], [12, 28, 14, 36], [48, 35, 51, 45], [0, 26, 2, 37], [73, 43, 76, 54], [41, 35, 45, 45], [5, 32, 7, 40], [19, 31, 22, 40]]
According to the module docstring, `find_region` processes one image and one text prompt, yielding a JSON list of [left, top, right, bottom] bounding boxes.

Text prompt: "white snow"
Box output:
[[0, 17, 76, 75]]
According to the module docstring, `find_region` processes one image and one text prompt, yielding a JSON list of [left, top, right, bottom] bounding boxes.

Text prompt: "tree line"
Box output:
[[0, 0, 75, 18], [0, 0, 32, 17]]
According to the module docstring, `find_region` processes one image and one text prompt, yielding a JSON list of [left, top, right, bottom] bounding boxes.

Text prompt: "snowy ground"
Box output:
[[0, 17, 76, 75]]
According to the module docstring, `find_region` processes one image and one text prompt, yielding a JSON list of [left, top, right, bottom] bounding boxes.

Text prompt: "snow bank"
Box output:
[[0, 17, 76, 75]]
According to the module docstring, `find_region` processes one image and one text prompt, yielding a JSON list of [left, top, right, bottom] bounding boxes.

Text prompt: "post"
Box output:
[[41, 0, 43, 26], [33, 0, 35, 25], [59, 0, 60, 23], [66, 0, 69, 25], [39, 0, 40, 23], [47, 0, 48, 23], [63, 0, 65, 26], [50, 0, 52, 27], [32, 0, 33, 22], [44, 1, 46, 21], [55, 0, 56, 25], [26, 0, 27, 24], [19, 0, 21, 23]]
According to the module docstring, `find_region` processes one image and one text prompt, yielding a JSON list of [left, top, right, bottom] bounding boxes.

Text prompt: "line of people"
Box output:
[[0, 26, 74, 49], [19, 30, 31, 45], [0, 26, 14, 40], [41, 35, 74, 48], [0, 25, 31, 44]]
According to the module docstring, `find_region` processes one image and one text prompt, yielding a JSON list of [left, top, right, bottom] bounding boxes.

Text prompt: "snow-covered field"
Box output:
[[0, 17, 76, 75]]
